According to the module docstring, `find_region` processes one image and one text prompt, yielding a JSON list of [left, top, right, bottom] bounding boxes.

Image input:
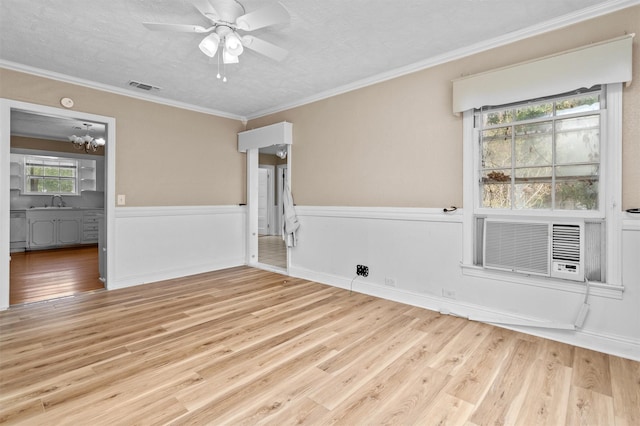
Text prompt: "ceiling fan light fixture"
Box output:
[[198, 33, 220, 57], [223, 49, 239, 64], [224, 32, 244, 56]]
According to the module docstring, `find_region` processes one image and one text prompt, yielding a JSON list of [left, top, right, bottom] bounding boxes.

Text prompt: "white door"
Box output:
[[258, 168, 269, 235]]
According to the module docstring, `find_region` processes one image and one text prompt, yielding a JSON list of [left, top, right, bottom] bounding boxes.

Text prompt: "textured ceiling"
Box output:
[[0, 0, 636, 120]]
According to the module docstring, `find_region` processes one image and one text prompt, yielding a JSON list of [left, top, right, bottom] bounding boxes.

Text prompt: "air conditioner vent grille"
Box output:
[[484, 221, 549, 275], [552, 225, 581, 262]]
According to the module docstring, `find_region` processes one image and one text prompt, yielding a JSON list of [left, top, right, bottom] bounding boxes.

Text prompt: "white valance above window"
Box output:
[[452, 34, 634, 113]]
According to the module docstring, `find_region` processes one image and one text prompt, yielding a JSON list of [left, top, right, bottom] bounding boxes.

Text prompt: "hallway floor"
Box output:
[[258, 235, 287, 269]]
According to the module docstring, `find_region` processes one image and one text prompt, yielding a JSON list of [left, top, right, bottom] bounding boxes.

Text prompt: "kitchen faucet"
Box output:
[[51, 195, 65, 207]]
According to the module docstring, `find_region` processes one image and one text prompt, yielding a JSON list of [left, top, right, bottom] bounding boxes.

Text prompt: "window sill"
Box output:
[[460, 264, 624, 300]]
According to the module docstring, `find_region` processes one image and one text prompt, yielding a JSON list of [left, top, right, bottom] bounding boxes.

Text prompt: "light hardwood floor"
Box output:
[[9, 246, 104, 305], [0, 266, 638, 425]]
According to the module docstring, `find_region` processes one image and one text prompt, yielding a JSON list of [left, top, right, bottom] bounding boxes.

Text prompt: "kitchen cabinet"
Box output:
[[26, 210, 83, 249], [82, 209, 102, 243]]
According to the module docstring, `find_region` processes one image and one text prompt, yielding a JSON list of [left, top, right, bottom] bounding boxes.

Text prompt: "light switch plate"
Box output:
[[117, 194, 126, 205]]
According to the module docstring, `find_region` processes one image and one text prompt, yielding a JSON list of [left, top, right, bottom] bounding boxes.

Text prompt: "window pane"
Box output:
[[514, 122, 552, 166], [514, 182, 552, 209], [482, 128, 512, 169], [482, 183, 511, 208], [556, 93, 600, 116], [59, 179, 76, 193], [27, 165, 43, 176], [515, 167, 552, 180], [555, 164, 599, 178], [27, 177, 41, 192], [555, 116, 600, 164], [556, 180, 598, 210], [59, 167, 75, 177], [43, 179, 60, 193], [483, 109, 513, 126], [44, 166, 60, 177], [515, 102, 553, 121]]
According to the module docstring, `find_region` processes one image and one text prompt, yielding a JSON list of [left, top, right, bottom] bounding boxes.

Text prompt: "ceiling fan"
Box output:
[[143, 0, 290, 64]]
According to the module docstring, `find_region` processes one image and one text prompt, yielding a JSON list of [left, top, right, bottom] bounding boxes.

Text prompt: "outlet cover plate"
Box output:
[[356, 265, 369, 277]]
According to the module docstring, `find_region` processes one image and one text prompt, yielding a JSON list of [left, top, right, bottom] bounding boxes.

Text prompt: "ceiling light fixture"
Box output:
[[199, 33, 220, 57], [223, 49, 239, 64], [224, 32, 244, 56], [68, 124, 105, 153]]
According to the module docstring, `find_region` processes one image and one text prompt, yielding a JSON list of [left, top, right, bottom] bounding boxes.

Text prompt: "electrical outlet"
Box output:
[[442, 288, 456, 299], [384, 277, 396, 287], [356, 265, 369, 277]]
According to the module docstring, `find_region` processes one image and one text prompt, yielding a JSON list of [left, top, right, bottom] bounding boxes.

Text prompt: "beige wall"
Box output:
[[248, 6, 640, 209], [1, 69, 246, 206], [259, 153, 287, 166]]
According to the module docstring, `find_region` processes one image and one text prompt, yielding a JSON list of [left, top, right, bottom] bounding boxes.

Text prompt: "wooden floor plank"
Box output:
[[0, 266, 638, 425]]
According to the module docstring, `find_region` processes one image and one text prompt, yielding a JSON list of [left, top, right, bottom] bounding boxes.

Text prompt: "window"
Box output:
[[24, 155, 79, 195], [477, 87, 602, 212], [462, 83, 623, 292]]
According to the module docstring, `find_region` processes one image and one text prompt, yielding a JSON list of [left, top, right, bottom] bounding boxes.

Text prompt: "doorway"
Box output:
[[238, 121, 292, 273], [0, 99, 115, 309], [257, 157, 287, 270]]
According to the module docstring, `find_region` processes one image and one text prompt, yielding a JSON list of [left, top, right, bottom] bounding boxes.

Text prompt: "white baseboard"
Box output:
[[110, 256, 245, 290]]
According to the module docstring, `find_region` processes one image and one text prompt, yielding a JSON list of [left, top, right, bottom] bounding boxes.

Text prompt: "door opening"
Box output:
[[0, 99, 115, 309]]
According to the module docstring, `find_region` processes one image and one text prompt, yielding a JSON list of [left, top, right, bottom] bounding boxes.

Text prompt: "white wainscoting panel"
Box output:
[[289, 206, 640, 360], [111, 205, 245, 289]]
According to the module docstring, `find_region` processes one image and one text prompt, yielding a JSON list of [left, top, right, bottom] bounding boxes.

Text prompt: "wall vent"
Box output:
[[128, 80, 161, 91], [483, 219, 584, 282]]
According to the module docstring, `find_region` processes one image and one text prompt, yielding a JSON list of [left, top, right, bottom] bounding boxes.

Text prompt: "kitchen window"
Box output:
[[23, 155, 79, 195]]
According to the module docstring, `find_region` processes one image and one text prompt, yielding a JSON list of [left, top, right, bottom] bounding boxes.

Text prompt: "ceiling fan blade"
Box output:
[[191, 0, 220, 21], [142, 22, 212, 33], [241, 35, 288, 62], [235, 2, 289, 31]]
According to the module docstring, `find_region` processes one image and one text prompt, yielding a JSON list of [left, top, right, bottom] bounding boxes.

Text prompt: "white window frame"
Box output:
[[461, 83, 623, 298], [23, 154, 80, 196]]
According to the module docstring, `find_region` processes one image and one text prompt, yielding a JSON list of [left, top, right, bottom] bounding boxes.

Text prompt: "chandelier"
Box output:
[[68, 124, 105, 152]]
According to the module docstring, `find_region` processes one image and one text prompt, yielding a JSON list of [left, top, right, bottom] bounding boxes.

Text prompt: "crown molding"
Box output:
[[247, 0, 640, 120], [0, 60, 246, 122]]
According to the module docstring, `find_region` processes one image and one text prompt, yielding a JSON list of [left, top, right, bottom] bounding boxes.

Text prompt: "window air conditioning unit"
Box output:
[[483, 219, 584, 282]]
